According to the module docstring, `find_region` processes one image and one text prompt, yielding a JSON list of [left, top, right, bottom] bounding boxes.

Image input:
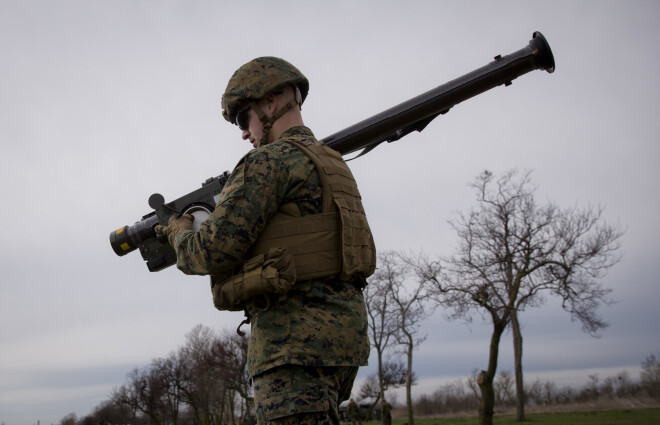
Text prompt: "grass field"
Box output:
[[360, 407, 660, 425]]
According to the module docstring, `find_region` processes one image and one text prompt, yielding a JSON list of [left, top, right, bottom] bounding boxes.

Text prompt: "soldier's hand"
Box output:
[[155, 214, 194, 247]]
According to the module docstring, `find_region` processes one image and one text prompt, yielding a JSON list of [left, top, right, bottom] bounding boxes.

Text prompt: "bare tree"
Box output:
[[209, 329, 252, 425], [114, 363, 178, 425], [357, 361, 410, 400], [364, 254, 404, 411], [358, 361, 410, 419], [466, 369, 482, 403], [177, 325, 219, 425], [494, 370, 515, 406], [112, 325, 250, 425], [59, 413, 77, 425], [83, 399, 136, 425], [379, 250, 436, 425], [178, 325, 251, 425], [411, 169, 623, 425], [641, 351, 660, 398], [154, 356, 184, 424]]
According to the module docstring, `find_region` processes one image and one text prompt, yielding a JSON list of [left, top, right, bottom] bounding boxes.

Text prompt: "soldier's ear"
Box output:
[[260, 94, 277, 116]]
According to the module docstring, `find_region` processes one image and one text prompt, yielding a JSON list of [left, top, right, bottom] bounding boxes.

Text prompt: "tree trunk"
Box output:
[[377, 347, 386, 423], [478, 318, 506, 425], [406, 338, 415, 425], [511, 312, 526, 421]]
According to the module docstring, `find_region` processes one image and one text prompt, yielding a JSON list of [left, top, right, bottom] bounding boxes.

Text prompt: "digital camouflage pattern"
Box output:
[[221, 57, 309, 124], [253, 364, 358, 425], [171, 126, 370, 377], [172, 126, 321, 278]]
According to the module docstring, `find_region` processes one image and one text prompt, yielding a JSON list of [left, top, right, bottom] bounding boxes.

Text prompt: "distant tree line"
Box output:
[[411, 359, 660, 417], [59, 325, 252, 425], [61, 348, 660, 425]]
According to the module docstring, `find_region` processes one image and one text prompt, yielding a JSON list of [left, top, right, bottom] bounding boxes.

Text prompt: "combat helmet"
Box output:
[[222, 56, 309, 125]]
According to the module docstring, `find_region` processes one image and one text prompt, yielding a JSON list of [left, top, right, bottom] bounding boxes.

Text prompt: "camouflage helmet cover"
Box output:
[[222, 57, 309, 123]]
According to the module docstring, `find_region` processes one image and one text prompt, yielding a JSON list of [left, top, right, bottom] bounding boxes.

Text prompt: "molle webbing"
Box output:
[[248, 137, 376, 282], [247, 208, 341, 281]]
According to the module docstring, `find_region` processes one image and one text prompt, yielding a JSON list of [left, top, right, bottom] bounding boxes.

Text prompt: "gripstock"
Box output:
[[109, 172, 230, 272], [109, 31, 555, 272]]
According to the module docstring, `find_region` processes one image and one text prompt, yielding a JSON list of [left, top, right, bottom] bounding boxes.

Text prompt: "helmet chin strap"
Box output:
[[249, 98, 299, 146]]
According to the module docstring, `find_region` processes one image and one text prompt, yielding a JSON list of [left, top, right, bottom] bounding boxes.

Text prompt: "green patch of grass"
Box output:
[[492, 408, 660, 425], [361, 407, 660, 425]]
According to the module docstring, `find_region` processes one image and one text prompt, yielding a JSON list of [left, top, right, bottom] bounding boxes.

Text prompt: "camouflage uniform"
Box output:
[[170, 126, 370, 423], [253, 364, 358, 425]]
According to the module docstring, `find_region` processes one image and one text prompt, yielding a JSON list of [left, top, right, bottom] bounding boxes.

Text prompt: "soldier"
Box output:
[[156, 57, 376, 425]]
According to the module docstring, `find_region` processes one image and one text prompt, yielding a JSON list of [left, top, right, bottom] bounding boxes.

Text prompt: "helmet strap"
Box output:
[[249, 98, 299, 146]]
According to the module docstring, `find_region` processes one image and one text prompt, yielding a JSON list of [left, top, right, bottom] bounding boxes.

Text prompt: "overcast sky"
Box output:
[[2, 1, 659, 424]]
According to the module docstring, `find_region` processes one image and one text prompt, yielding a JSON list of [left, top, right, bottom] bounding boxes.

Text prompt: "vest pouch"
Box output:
[[211, 248, 296, 311]]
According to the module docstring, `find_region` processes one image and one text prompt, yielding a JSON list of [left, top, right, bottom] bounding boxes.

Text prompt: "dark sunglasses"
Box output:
[[235, 104, 252, 131]]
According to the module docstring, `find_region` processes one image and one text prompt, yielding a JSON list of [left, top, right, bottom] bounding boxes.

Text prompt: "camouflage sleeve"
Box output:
[[171, 147, 292, 276]]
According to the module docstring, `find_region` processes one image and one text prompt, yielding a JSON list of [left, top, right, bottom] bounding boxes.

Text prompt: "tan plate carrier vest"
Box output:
[[211, 137, 376, 311], [248, 137, 376, 282]]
